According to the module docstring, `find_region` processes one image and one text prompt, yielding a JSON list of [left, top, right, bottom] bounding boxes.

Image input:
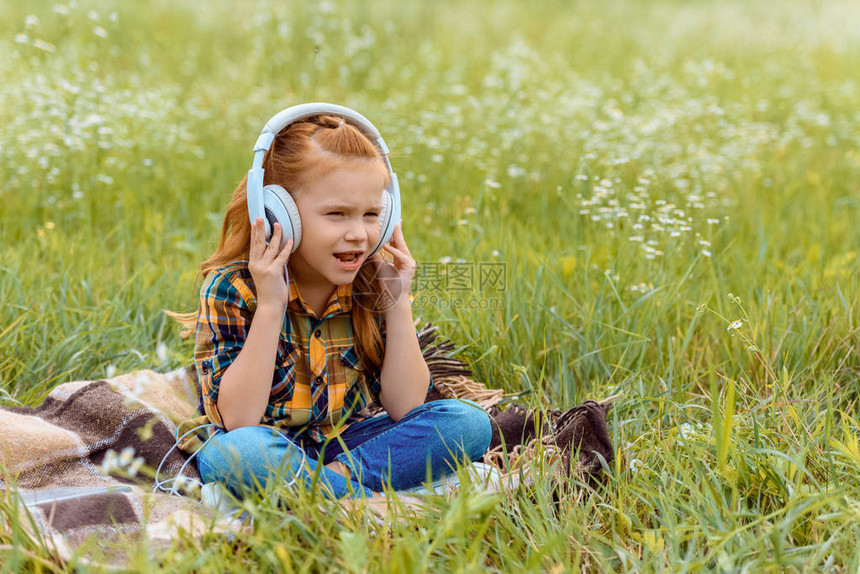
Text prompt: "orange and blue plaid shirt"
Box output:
[[176, 260, 417, 454]]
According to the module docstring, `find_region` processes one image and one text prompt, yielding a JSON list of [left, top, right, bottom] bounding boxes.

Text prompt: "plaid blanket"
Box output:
[[0, 366, 245, 566], [0, 323, 615, 567]]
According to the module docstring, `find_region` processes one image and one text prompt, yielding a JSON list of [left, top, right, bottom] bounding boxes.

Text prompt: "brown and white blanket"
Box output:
[[0, 323, 614, 567]]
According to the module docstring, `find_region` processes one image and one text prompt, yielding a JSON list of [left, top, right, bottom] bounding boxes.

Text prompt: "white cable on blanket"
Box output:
[[153, 423, 216, 496], [154, 425, 311, 497]]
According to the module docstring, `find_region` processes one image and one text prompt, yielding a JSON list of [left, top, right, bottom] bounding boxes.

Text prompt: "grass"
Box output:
[[2, 0, 860, 570]]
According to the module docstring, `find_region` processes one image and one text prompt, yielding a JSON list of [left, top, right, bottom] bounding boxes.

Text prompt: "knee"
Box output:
[[433, 399, 493, 460], [198, 425, 303, 483], [198, 427, 247, 474]]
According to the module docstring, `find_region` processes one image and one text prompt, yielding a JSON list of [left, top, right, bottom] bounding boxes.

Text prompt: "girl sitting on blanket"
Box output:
[[168, 105, 491, 501]]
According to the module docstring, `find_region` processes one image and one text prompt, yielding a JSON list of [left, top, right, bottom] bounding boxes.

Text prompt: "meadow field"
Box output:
[[1, 0, 859, 570]]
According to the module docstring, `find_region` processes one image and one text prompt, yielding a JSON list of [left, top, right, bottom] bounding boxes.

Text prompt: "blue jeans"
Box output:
[[196, 399, 492, 499]]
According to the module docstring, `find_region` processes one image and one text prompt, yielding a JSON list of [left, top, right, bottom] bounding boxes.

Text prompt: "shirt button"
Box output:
[[315, 375, 323, 384], [314, 329, 322, 338]]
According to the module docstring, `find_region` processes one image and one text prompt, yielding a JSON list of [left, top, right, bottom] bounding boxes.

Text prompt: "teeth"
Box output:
[[335, 252, 360, 262]]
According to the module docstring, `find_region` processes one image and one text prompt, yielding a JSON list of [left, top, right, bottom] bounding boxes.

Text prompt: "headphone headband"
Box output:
[[261, 102, 382, 141]]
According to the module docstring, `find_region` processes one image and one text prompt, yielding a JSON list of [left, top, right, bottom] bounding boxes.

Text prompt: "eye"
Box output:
[[364, 212, 380, 218], [327, 211, 344, 217]]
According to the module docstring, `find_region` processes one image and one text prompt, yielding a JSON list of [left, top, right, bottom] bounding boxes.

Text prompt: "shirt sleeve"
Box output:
[[194, 270, 255, 429]]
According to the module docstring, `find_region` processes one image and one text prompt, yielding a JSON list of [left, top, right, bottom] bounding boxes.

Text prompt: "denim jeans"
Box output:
[[196, 399, 492, 499]]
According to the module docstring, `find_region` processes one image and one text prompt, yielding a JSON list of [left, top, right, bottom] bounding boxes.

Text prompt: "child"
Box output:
[[169, 104, 492, 501]]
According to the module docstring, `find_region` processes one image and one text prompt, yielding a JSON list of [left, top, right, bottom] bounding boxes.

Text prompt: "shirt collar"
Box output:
[[288, 281, 353, 318]]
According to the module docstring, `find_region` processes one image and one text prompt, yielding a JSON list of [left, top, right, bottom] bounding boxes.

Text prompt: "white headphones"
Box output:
[[246, 103, 402, 260]]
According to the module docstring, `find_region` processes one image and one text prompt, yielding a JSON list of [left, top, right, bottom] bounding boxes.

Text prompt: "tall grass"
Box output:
[[2, 0, 859, 570]]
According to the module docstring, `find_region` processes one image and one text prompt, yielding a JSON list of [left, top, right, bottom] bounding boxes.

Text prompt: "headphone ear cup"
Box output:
[[368, 192, 393, 257], [262, 184, 302, 252]]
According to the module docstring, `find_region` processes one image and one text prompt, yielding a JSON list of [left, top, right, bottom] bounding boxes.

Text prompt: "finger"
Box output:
[[389, 222, 402, 244], [382, 243, 413, 267], [277, 238, 294, 263], [264, 222, 282, 259], [249, 218, 265, 260], [392, 223, 411, 254], [381, 242, 404, 257]]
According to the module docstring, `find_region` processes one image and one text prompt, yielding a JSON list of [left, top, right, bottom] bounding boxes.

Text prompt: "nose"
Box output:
[[343, 216, 368, 244]]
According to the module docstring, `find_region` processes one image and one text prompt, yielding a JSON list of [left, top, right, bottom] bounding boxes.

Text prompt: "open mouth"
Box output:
[[333, 251, 364, 264]]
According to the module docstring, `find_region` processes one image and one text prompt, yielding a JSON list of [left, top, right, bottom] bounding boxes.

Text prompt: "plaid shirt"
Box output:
[[176, 260, 422, 454]]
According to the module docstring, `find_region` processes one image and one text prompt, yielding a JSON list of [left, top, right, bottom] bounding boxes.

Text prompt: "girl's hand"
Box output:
[[248, 217, 293, 310], [369, 223, 417, 315]]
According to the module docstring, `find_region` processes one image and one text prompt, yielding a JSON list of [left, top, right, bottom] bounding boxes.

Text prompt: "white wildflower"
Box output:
[[156, 341, 168, 363], [32, 39, 57, 53], [128, 456, 145, 477], [727, 320, 742, 331], [680, 423, 692, 439], [506, 164, 525, 178], [25, 15, 40, 28], [119, 446, 135, 467], [93, 25, 108, 38], [629, 458, 643, 473], [101, 449, 119, 474], [484, 179, 501, 189]]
